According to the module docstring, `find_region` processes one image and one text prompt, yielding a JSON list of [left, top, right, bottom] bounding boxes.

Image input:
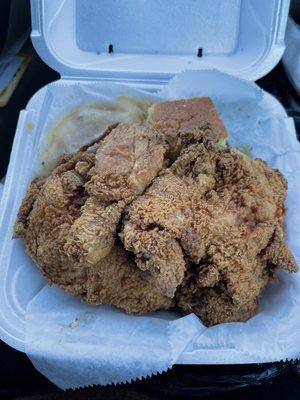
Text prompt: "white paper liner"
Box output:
[[25, 70, 300, 389], [26, 286, 204, 389]]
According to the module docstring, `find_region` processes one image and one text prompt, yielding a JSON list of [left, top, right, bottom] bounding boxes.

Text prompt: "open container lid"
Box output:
[[31, 0, 290, 86]]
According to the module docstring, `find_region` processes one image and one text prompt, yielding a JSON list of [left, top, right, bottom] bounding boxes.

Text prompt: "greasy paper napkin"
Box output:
[[25, 70, 300, 389]]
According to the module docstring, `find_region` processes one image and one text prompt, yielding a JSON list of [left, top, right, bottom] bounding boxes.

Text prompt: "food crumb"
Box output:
[[68, 317, 79, 329], [25, 122, 34, 132]]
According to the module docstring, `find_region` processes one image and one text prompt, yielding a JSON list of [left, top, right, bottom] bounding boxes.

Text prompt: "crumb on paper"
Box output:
[[25, 122, 34, 132], [68, 317, 79, 329]]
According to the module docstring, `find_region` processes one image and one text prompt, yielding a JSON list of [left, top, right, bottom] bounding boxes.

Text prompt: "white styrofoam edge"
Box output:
[[30, 0, 289, 83], [0, 84, 50, 352], [0, 111, 32, 352], [0, 77, 295, 362], [282, 18, 300, 94], [30, 30, 286, 84]]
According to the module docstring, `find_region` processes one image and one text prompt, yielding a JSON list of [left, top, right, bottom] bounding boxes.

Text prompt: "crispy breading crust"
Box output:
[[14, 123, 172, 313], [122, 128, 297, 325], [14, 100, 297, 324], [85, 241, 173, 314]]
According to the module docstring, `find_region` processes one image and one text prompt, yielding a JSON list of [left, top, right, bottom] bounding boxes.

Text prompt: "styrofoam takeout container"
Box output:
[[0, 0, 292, 357]]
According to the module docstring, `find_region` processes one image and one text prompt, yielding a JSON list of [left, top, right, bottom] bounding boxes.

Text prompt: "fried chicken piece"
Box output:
[[149, 97, 228, 155], [63, 197, 123, 266], [121, 126, 220, 297], [85, 241, 173, 314], [14, 123, 172, 313], [14, 150, 96, 296], [177, 137, 297, 325], [86, 123, 169, 202], [15, 102, 228, 304], [63, 123, 170, 267], [15, 97, 297, 323], [121, 220, 186, 297], [121, 127, 297, 324]]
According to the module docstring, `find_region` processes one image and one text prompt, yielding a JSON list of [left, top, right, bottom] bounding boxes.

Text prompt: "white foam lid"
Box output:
[[31, 0, 290, 84]]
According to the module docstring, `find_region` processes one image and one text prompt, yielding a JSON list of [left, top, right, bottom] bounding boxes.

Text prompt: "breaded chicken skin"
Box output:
[[14, 98, 297, 325], [122, 127, 297, 325], [14, 123, 172, 313], [64, 123, 169, 267], [86, 241, 173, 314]]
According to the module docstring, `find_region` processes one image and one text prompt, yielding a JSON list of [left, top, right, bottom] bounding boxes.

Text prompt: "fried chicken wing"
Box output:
[[121, 127, 297, 324]]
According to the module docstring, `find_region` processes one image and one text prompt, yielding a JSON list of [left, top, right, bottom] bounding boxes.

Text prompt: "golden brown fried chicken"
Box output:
[[63, 123, 169, 267], [121, 127, 297, 325], [14, 97, 297, 324], [15, 97, 229, 302], [120, 126, 221, 297], [14, 123, 172, 313], [85, 241, 173, 314], [121, 219, 186, 298], [86, 123, 169, 202], [14, 150, 96, 296]]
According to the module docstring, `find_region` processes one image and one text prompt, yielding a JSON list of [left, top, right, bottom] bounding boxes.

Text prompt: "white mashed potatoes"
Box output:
[[40, 96, 153, 176]]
